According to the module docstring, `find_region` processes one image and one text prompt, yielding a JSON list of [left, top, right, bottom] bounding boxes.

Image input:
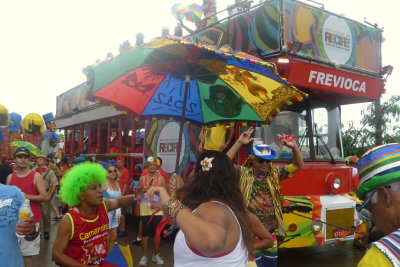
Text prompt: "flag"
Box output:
[[103, 243, 133, 267]]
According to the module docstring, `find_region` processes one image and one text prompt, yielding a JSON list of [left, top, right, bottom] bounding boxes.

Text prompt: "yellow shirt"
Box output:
[[358, 246, 393, 267], [202, 125, 230, 151]]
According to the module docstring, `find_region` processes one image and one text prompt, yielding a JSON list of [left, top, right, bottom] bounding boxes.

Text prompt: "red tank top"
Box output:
[[64, 202, 109, 266], [9, 171, 41, 222]]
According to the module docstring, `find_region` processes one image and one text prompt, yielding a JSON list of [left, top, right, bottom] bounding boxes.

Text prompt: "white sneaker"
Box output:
[[139, 255, 147, 266], [152, 254, 164, 265]]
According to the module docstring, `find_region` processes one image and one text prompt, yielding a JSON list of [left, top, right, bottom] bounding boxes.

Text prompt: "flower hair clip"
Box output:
[[200, 157, 214, 171]]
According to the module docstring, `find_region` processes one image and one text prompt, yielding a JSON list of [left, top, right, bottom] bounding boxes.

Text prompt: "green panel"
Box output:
[[92, 48, 154, 92], [197, 79, 262, 124]]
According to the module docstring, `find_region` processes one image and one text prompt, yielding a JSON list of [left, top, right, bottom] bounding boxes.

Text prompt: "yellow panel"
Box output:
[[325, 208, 354, 240]]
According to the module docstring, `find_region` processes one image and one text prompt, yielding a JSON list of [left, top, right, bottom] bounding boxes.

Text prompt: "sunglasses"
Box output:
[[256, 158, 271, 164], [357, 184, 392, 214], [108, 169, 118, 173]]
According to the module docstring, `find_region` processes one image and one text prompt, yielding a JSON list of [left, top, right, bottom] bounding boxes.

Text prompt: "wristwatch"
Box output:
[[24, 224, 40, 241]]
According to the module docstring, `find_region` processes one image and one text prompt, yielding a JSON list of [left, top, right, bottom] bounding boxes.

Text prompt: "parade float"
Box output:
[[188, 0, 388, 247], [55, 0, 389, 248]]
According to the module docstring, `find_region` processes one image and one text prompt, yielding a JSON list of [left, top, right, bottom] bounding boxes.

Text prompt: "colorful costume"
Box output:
[[64, 203, 109, 265], [239, 145, 293, 267], [58, 162, 109, 265], [8, 112, 22, 142], [41, 112, 60, 157], [356, 144, 400, 266]]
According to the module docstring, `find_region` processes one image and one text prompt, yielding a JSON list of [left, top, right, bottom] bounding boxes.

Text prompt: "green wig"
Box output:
[[59, 162, 107, 206]]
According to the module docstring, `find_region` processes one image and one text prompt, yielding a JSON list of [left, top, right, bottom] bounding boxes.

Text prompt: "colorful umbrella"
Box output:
[[103, 243, 133, 267], [87, 36, 307, 169], [184, 3, 204, 22], [171, 3, 186, 20], [9, 141, 43, 156]]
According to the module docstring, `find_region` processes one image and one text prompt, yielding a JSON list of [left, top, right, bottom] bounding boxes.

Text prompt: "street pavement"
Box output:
[[34, 213, 365, 267]]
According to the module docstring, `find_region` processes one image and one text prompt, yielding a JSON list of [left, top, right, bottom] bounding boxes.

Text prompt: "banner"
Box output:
[[56, 82, 96, 117], [191, 0, 381, 73], [283, 0, 381, 73], [145, 120, 200, 174]]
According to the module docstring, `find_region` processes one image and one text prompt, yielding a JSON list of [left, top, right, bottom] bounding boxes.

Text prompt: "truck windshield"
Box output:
[[254, 106, 343, 161]]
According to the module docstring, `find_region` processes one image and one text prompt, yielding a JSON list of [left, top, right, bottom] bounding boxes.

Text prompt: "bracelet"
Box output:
[[24, 224, 40, 241], [165, 198, 187, 223]]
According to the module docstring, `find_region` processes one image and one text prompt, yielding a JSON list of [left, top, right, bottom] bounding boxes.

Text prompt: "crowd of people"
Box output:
[[1, 125, 400, 267]]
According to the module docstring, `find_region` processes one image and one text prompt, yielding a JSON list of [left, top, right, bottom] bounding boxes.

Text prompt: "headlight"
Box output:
[[325, 172, 343, 194], [312, 221, 323, 233], [333, 178, 341, 189]]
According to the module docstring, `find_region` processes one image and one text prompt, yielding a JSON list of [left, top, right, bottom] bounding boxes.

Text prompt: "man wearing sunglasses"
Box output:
[[227, 127, 303, 267], [356, 143, 400, 267]]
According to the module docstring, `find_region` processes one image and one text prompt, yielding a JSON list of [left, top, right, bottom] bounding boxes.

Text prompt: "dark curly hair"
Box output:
[[178, 150, 253, 253]]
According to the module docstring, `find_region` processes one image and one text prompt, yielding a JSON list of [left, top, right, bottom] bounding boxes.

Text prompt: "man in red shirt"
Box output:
[[7, 147, 47, 267], [116, 157, 130, 237]]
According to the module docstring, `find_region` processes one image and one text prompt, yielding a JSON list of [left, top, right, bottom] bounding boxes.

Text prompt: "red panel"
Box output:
[[280, 163, 353, 196], [93, 66, 168, 115], [275, 59, 384, 100]]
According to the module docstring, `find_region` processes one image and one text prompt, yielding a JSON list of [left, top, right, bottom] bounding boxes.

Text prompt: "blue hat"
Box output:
[[42, 112, 55, 124], [251, 144, 276, 160], [13, 146, 30, 158], [74, 156, 86, 165]]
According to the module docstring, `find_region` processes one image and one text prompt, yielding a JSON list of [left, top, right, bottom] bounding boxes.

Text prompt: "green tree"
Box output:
[[342, 95, 400, 157]]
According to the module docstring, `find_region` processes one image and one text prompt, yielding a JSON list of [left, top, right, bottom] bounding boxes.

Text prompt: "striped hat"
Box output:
[[356, 143, 400, 199]]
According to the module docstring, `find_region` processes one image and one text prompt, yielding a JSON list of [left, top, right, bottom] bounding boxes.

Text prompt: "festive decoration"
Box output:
[[103, 243, 133, 267], [251, 144, 277, 160], [22, 113, 44, 148], [87, 36, 307, 171], [145, 156, 161, 167], [9, 141, 43, 157], [87, 36, 307, 127], [184, 3, 204, 23], [200, 156, 214, 171], [41, 112, 60, 157], [356, 143, 400, 199], [0, 104, 10, 127], [0, 104, 10, 157], [60, 162, 106, 206], [171, 3, 186, 20]]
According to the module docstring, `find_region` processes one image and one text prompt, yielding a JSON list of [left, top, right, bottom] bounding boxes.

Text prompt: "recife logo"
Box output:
[[157, 122, 185, 173], [322, 15, 353, 65]]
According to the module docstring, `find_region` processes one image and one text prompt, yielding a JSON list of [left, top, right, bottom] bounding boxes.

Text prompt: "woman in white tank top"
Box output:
[[147, 151, 253, 267]]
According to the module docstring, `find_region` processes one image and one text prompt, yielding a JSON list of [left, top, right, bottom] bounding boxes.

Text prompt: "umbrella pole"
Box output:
[[175, 75, 191, 173]]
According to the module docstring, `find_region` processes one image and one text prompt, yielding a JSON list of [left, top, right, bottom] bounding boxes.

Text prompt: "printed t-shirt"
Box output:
[[64, 202, 109, 266], [202, 125, 231, 151], [0, 184, 25, 267], [9, 171, 42, 222]]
